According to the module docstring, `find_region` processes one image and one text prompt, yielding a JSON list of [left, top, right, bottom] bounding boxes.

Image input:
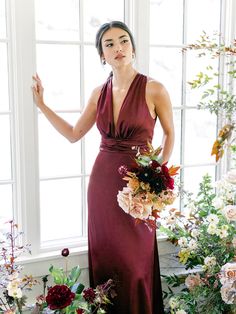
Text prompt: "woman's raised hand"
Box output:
[[31, 73, 45, 108]]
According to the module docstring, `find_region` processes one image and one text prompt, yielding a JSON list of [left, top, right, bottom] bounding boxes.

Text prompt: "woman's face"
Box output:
[[101, 27, 134, 67]]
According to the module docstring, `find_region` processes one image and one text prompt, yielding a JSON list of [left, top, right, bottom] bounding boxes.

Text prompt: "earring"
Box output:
[[102, 58, 106, 65]]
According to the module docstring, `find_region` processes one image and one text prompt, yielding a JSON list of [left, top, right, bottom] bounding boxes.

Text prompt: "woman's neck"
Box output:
[[112, 66, 138, 90]]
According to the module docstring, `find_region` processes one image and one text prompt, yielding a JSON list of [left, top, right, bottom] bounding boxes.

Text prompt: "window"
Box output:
[[149, 0, 226, 201]]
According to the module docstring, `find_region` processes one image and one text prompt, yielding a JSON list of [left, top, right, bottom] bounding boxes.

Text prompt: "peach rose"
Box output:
[[117, 187, 132, 214], [129, 193, 152, 220]]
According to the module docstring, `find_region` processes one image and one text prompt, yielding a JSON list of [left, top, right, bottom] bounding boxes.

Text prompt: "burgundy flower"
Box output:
[[149, 160, 161, 169], [61, 248, 70, 257], [46, 284, 75, 310], [76, 309, 84, 314], [83, 287, 96, 304]]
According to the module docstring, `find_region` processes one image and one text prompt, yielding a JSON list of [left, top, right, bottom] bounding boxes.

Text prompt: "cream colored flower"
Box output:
[[225, 169, 236, 185], [129, 193, 152, 220], [169, 297, 179, 309], [220, 262, 236, 285], [176, 310, 187, 314], [207, 223, 217, 235], [222, 205, 236, 221], [191, 229, 200, 238], [216, 228, 228, 239], [232, 237, 236, 248], [206, 214, 219, 224], [220, 282, 235, 304], [188, 239, 198, 251], [212, 197, 224, 209], [178, 237, 188, 248], [204, 256, 217, 268], [117, 187, 132, 214], [185, 273, 201, 291]]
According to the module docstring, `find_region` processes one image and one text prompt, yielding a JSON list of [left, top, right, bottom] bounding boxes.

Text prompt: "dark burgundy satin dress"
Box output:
[[87, 73, 164, 314]]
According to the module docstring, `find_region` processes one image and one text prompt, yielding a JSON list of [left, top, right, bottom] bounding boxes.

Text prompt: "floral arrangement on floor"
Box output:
[[161, 172, 236, 314], [117, 142, 179, 230], [0, 221, 116, 314]]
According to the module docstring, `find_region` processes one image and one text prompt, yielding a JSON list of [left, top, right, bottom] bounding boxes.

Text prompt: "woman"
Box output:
[[32, 21, 174, 314]]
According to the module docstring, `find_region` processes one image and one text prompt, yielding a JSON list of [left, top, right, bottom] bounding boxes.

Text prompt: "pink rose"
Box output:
[[117, 187, 132, 214]]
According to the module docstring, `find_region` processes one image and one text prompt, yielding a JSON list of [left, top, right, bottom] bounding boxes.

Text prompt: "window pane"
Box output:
[[83, 0, 125, 42], [84, 45, 110, 102], [40, 178, 83, 243], [150, 0, 183, 45], [0, 0, 6, 38], [186, 0, 221, 43], [0, 184, 13, 221], [153, 109, 181, 165], [38, 113, 81, 177], [36, 44, 80, 110], [0, 43, 9, 110], [183, 165, 216, 198], [0, 115, 12, 180], [35, 0, 80, 41], [149, 47, 182, 106], [85, 125, 101, 174], [184, 109, 217, 165], [186, 50, 219, 107]]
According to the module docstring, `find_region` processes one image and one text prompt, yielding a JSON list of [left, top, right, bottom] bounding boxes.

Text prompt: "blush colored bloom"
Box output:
[[117, 187, 132, 214], [222, 205, 236, 221], [220, 282, 236, 304], [225, 169, 236, 184], [46, 284, 75, 310], [185, 273, 201, 291], [129, 193, 152, 220]]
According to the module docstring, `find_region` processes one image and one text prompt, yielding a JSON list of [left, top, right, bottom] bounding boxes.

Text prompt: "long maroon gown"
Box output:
[[87, 73, 164, 314]]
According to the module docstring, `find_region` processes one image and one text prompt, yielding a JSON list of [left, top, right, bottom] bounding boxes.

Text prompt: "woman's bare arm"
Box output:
[[32, 74, 101, 143]]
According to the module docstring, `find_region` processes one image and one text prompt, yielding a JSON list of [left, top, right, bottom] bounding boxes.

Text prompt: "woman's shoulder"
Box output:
[[89, 84, 104, 104], [145, 77, 168, 99]]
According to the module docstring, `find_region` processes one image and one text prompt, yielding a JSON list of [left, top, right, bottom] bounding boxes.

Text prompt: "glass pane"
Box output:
[[0, 184, 13, 222], [183, 165, 216, 198], [149, 47, 182, 106], [36, 44, 80, 110], [0, 0, 6, 38], [38, 113, 81, 177], [0, 115, 12, 180], [84, 45, 110, 102], [0, 43, 9, 110], [85, 125, 101, 174], [35, 0, 80, 41], [150, 0, 183, 45], [184, 109, 217, 164], [186, 0, 221, 43], [83, 0, 125, 42], [153, 109, 181, 165], [186, 50, 219, 107], [40, 178, 83, 243]]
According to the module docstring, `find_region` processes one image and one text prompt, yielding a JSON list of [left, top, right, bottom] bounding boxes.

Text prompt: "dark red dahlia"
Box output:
[[136, 167, 156, 183], [76, 309, 84, 314], [61, 248, 70, 257], [46, 284, 75, 310], [149, 160, 161, 169], [83, 287, 96, 304]]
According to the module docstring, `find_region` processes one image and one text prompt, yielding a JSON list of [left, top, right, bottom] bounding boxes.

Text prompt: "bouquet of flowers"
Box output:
[[117, 143, 179, 230], [161, 172, 236, 314]]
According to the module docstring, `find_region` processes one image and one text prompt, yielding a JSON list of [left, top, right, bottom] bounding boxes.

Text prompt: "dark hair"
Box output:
[[95, 21, 136, 63]]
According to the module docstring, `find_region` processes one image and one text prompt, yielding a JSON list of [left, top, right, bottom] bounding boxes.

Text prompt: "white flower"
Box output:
[[220, 282, 235, 304], [212, 197, 224, 209], [166, 215, 176, 225], [222, 205, 236, 222], [225, 169, 236, 185], [169, 297, 179, 309], [207, 223, 217, 235], [220, 262, 236, 285], [7, 279, 22, 298], [206, 214, 219, 224], [188, 239, 198, 251], [191, 229, 200, 238], [221, 224, 229, 231], [178, 237, 188, 248], [176, 310, 187, 314], [216, 228, 228, 239], [204, 256, 217, 268]]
